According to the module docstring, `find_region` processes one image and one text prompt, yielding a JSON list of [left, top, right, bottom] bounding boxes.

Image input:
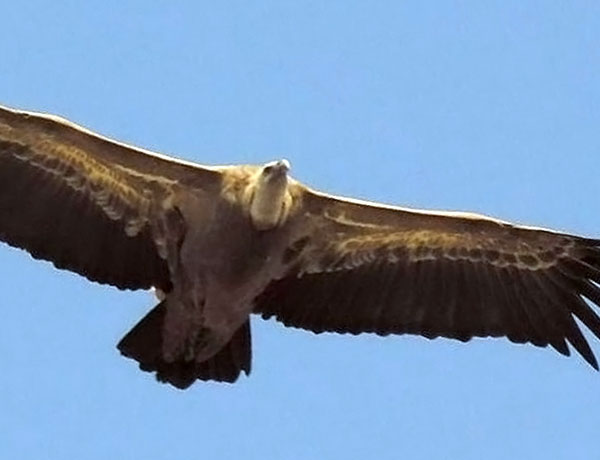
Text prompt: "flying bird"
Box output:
[[1, 104, 600, 389]]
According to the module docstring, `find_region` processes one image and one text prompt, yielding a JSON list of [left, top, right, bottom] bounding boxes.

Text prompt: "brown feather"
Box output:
[[256, 188, 600, 370]]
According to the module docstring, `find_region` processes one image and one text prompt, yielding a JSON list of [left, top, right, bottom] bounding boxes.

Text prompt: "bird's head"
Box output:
[[260, 159, 290, 182], [249, 159, 292, 230]]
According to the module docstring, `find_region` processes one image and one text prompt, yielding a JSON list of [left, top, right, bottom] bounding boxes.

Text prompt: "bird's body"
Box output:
[[118, 163, 304, 386], [154, 168, 293, 367], [2, 103, 600, 388]]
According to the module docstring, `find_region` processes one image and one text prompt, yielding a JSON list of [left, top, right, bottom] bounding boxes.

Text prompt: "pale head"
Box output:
[[248, 159, 292, 230], [261, 159, 290, 181]]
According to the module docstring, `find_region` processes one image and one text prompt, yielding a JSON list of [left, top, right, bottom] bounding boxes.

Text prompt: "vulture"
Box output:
[[1, 104, 600, 389]]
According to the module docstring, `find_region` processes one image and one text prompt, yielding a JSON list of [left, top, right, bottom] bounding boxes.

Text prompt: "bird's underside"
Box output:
[[1, 103, 600, 389]]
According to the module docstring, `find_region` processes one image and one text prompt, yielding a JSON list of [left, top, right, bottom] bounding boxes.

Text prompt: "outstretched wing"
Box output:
[[0, 104, 222, 290], [256, 188, 600, 369]]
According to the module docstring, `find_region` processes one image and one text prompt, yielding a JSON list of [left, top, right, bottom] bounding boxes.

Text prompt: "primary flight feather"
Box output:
[[1, 104, 599, 388]]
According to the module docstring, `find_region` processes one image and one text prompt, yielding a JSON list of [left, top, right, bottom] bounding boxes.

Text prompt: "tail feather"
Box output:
[[117, 301, 252, 389]]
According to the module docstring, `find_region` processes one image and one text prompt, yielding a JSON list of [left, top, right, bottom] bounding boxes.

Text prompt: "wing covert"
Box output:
[[0, 104, 221, 290]]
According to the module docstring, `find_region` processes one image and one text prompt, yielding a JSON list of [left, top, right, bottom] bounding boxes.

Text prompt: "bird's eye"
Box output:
[[264, 166, 274, 174]]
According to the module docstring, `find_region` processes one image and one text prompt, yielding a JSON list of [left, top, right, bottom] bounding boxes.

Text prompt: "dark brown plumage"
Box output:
[[1, 103, 600, 388], [255, 193, 600, 369]]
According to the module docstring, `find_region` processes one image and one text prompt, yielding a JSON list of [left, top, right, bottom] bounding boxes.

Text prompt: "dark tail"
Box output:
[[117, 301, 252, 389]]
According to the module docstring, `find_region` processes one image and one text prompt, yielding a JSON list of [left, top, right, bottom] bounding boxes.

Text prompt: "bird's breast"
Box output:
[[177, 194, 283, 284]]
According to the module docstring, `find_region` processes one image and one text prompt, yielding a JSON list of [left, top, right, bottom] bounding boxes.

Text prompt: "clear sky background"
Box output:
[[0, 2, 599, 459]]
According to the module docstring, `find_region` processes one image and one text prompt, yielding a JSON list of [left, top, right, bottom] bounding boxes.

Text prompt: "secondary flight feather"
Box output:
[[1, 104, 600, 388]]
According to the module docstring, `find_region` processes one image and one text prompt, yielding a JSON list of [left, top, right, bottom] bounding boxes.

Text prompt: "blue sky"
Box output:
[[0, 2, 599, 459]]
